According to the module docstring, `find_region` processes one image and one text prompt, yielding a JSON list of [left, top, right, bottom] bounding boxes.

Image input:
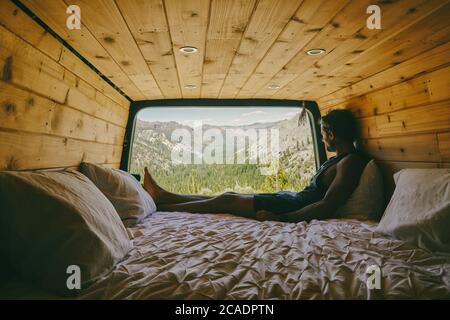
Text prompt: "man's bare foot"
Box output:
[[143, 167, 164, 204]]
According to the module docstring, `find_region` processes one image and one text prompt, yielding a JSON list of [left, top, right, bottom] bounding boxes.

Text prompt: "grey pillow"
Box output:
[[0, 170, 132, 296], [335, 160, 385, 221], [80, 162, 157, 227]]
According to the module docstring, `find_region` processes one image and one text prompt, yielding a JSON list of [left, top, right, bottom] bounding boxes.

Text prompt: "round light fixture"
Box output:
[[268, 84, 280, 89], [179, 46, 198, 54], [184, 84, 197, 89], [306, 48, 326, 56]]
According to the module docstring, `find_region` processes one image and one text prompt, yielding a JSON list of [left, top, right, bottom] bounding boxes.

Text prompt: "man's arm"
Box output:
[[279, 154, 367, 223]]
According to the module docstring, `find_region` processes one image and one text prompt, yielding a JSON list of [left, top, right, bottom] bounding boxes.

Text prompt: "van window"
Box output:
[[129, 107, 317, 195]]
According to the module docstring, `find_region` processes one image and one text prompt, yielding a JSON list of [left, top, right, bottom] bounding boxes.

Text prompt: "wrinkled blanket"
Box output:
[[2, 212, 450, 299]]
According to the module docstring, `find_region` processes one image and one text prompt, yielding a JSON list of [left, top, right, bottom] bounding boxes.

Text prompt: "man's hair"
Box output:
[[320, 109, 359, 143]]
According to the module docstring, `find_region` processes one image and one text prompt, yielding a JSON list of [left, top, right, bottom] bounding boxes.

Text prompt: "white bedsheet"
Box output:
[[1, 212, 450, 299]]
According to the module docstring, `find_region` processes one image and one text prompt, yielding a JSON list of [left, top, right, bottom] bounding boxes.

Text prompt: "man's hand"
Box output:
[[255, 210, 281, 222]]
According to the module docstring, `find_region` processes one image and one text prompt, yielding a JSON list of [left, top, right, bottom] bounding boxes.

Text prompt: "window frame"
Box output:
[[120, 99, 327, 174]]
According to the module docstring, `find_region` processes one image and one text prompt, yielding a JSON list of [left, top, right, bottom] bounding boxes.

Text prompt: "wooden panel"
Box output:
[[201, 0, 257, 98], [237, 0, 350, 98], [0, 25, 128, 127], [115, 0, 181, 99], [0, 5, 129, 171], [165, 0, 210, 98], [219, 0, 302, 98], [66, 85, 129, 128], [323, 65, 450, 118], [362, 133, 441, 162], [0, 129, 122, 171], [375, 100, 450, 138], [300, 1, 450, 100], [0, 0, 62, 61], [438, 132, 450, 162], [0, 81, 125, 145], [274, 0, 449, 100], [20, 0, 450, 101], [68, 0, 163, 99], [59, 47, 129, 108], [0, 24, 69, 103], [21, 0, 145, 99], [0, 0, 128, 108], [317, 41, 450, 109]]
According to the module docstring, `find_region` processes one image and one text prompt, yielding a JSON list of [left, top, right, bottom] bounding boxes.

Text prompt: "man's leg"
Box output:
[[157, 192, 256, 219], [143, 167, 213, 204], [143, 167, 256, 218]]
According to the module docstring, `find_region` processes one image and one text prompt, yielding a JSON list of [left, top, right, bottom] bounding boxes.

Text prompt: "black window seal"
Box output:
[[120, 99, 327, 173]]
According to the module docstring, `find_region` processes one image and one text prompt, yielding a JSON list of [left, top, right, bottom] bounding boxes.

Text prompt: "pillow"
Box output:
[[335, 159, 385, 221], [80, 162, 156, 227], [375, 169, 450, 253], [0, 170, 133, 296]]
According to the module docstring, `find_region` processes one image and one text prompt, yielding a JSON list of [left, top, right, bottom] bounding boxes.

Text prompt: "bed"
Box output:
[[2, 211, 450, 299]]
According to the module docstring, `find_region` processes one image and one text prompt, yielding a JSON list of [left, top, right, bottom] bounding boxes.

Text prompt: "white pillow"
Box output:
[[375, 169, 450, 253], [0, 170, 133, 296], [80, 162, 156, 227], [335, 160, 385, 221]]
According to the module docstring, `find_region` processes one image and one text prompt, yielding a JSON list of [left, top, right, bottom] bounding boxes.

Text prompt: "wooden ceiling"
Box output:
[[21, 0, 450, 102]]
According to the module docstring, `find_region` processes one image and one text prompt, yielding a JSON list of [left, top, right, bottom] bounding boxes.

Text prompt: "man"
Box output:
[[143, 109, 368, 222]]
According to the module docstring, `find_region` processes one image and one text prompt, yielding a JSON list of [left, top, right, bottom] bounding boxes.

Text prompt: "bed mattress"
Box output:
[[2, 212, 450, 299]]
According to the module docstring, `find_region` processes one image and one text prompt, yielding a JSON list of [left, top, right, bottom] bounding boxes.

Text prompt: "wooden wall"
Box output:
[[0, 1, 130, 171], [317, 42, 450, 202]]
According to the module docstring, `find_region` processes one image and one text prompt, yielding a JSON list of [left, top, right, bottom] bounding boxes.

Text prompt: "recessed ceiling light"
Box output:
[[306, 48, 326, 56], [268, 84, 280, 89], [184, 84, 197, 89], [179, 46, 198, 54]]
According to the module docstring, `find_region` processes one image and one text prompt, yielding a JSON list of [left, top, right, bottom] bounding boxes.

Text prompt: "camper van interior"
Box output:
[[0, 0, 449, 301]]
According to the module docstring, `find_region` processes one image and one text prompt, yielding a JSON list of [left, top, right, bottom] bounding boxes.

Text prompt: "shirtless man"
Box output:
[[143, 109, 368, 223]]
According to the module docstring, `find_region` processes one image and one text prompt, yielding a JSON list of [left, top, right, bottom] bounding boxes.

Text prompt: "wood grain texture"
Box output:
[[0, 1, 130, 171], [19, 0, 450, 101]]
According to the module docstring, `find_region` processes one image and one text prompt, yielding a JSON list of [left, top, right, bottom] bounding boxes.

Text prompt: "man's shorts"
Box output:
[[253, 191, 314, 215]]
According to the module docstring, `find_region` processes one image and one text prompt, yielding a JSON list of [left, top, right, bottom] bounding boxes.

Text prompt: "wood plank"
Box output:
[[267, 0, 388, 99], [324, 65, 450, 118], [164, 0, 210, 98], [361, 133, 441, 162], [240, 0, 358, 98], [201, 0, 257, 98], [0, 0, 62, 61], [438, 132, 450, 162], [0, 25, 129, 128], [317, 41, 450, 109], [68, 0, 162, 99], [0, 0, 129, 108], [66, 84, 129, 128], [322, 100, 450, 140], [115, 0, 181, 99], [0, 24, 69, 103], [21, 0, 145, 100], [0, 81, 125, 145], [374, 100, 450, 138], [0, 129, 122, 171], [271, 0, 448, 100], [299, 2, 450, 100], [218, 0, 302, 98], [59, 47, 130, 108]]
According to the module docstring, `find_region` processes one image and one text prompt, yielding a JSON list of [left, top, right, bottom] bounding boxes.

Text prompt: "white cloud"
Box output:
[[241, 111, 268, 117], [284, 111, 301, 119]]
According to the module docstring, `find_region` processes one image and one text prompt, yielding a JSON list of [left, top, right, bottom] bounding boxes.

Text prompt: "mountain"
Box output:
[[130, 114, 316, 195]]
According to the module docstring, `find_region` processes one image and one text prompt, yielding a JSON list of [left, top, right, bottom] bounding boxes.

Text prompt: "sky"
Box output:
[[137, 107, 302, 127]]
